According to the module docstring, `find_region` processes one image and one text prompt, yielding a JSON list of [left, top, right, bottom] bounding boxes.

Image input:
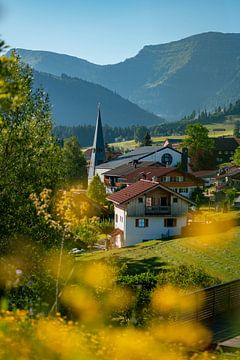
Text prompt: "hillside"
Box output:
[[81, 225, 240, 282], [14, 32, 240, 120], [33, 71, 162, 126]]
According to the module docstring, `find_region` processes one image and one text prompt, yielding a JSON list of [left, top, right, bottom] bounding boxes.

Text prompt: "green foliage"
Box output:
[[74, 217, 100, 248], [233, 120, 240, 138], [224, 188, 237, 206], [184, 124, 214, 155], [98, 219, 114, 249], [157, 265, 220, 289], [141, 132, 152, 146], [134, 126, 148, 144], [0, 47, 65, 242], [62, 136, 87, 187], [87, 174, 107, 206], [233, 146, 240, 165]]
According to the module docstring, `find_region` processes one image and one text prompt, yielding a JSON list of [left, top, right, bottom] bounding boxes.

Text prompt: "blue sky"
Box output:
[[1, 0, 240, 64]]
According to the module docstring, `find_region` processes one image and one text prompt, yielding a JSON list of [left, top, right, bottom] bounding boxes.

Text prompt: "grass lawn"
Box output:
[[80, 226, 240, 282], [109, 123, 234, 150]]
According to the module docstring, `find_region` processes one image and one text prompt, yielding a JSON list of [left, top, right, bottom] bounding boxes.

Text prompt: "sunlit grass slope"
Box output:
[[80, 226, 240, 282], [110, 123, 234, 150]]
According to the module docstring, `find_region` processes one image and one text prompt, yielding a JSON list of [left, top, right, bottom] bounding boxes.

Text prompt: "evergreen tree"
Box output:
[[134, 126, 148, 144], [62, 136, 87, 186], [142, 132, 152, 146], [87, 174, 107, 206]]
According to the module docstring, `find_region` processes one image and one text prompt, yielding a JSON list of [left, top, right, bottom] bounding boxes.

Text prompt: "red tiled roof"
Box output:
[[107, 179, 195, 205], [124, 166, 203, 185], [125, 166, 174, 182], [107, 180, 159, 204], [192, 170, 217, 178]]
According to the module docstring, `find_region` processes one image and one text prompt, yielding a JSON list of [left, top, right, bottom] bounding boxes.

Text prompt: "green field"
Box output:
[[109, 122, 235, 150], [80, 226, 240, 282]]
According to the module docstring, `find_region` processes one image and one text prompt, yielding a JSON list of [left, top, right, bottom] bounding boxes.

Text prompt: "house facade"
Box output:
[[104, 163, 203, 198], [96, 145, 190, 181], [107, 180, 193, 247]]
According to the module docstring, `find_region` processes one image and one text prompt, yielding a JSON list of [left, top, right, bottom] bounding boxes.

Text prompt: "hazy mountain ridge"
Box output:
[[33, 71, 162, 126], [13, 32, 240, 120]]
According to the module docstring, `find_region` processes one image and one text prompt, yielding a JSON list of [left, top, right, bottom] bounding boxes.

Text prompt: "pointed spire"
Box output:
[[88, 105, 106, 183]]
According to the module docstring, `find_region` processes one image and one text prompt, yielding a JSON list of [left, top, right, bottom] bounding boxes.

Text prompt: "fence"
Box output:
[[182, 279, 240, 322]]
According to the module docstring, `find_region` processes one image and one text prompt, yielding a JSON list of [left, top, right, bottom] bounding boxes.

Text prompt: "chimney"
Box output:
[[181, 147, 188, 172]]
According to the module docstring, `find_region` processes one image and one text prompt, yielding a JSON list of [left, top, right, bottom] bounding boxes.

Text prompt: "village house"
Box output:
[[95, 145, 190, 181], [107, 179, 194, 247], [216, 165, 240, 190], [192, 169, 218, 187], [213, 137, 240, 164], [104, 162, 203, 198]]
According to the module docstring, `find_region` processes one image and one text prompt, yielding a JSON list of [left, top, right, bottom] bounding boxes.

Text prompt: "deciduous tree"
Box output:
[[0, 46, 64, 241]]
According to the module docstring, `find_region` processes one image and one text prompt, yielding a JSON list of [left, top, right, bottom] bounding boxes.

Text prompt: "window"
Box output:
[[115, 214, 118, 222], [164, 218, 177, 227], [179, 187, 188, 193], [138, 197, 143, 203], [136, 218, 149, 228], [146, 197, 152, 207], [161, 153, 173, 165], [173, 197, 178, 203], [120, 216, 123, 222]]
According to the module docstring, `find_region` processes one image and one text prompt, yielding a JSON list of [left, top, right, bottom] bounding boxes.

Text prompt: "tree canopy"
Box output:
[[0, 45, 65, 242], [184, 124, 214, 155], [87, 174, 107, 206], [62, 136, 87, 187]]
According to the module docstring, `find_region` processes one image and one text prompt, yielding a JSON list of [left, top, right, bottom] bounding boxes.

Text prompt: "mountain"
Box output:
[[13, 32, 240, 120], [32, 71, 162, 126]]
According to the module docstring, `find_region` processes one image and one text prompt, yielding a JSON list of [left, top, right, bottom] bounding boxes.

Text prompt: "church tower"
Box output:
[[88, 105, 106, 183]]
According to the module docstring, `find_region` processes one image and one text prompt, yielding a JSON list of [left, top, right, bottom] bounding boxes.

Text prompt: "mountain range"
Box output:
[[12, 32, 240, 123], [32, 71, 161, 126]]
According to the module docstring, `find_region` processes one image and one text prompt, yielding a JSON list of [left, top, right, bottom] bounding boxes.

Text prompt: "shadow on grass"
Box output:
[[114, 256, 169, 275]]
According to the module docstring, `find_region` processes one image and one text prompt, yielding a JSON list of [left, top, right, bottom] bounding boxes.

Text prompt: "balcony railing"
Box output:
[[145, 205, 171, 215]]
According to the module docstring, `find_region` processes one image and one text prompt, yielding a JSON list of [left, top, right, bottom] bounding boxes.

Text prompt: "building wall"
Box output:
[[95, 168, 110, 181], [125, 215, 187, 246], [142, 147, 181, 166], [125, 188, 189, 217], [114, 207, 126, 232]]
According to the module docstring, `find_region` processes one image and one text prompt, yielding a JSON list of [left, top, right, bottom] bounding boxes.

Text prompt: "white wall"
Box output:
[[143, 148, 181, 167], [95, 168, 110, 181], [114, 207, 126, 232], [124, 216, 187, 246]]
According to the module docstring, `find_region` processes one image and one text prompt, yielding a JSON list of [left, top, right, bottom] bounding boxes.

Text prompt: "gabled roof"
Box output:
[[192, 170, 218, 178], [96, 144, 189, 170], [103, 161, 164, 177], [107, 179, 194, 205], [217, 165, 240, 179], [213, 137, 239, 151]]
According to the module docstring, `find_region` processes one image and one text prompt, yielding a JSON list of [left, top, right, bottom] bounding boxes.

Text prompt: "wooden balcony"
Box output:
[[145, 205, 171, 215]]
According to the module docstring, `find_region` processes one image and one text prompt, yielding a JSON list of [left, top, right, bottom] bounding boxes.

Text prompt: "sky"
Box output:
[[1, 0, 240, 64]]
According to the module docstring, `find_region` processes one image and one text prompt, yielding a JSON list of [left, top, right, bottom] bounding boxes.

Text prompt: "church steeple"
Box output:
[[88, 105, 106, 183]]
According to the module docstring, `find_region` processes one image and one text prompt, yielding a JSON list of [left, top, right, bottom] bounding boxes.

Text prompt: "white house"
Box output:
[[107, 179, 194, 247], [96, 145, 190, 181]]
